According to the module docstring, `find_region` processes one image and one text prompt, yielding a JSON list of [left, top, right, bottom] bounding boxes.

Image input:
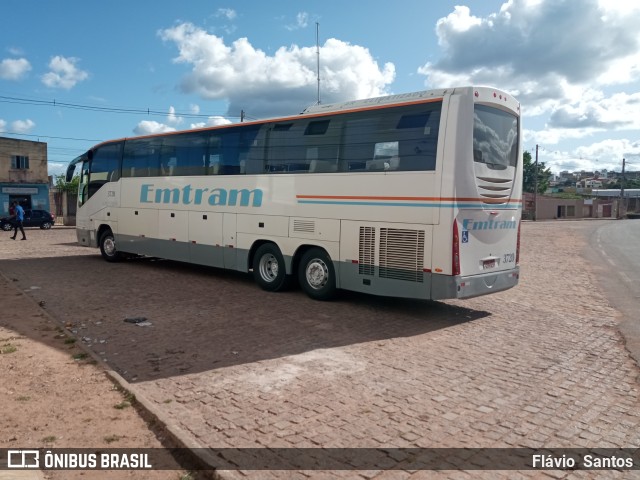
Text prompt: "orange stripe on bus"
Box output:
[[296, 195, 522, 203]]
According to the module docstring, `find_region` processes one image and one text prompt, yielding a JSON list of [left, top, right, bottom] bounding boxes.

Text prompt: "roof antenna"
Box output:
[[316, 22, 321, 105]]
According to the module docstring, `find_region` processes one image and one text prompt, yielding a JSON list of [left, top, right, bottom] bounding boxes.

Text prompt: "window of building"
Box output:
[[11, 155, 29, 169]]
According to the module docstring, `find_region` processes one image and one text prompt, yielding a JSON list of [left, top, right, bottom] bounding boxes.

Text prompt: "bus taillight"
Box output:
[[516, 221, 521, 265], [452, 219, 460, 276]]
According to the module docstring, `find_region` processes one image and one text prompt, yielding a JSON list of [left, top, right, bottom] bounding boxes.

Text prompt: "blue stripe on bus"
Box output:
[[297, 200, 522, 209]]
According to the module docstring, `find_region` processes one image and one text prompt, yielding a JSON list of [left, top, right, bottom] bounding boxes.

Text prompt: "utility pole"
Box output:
[[240, 110, 245, 123], [533, 144, 539, 221], [620, 157, 626, 218]]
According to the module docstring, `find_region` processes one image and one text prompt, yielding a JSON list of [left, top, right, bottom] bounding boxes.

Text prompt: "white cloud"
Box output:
[[10, 119, 35, 134], [190, 116, 232, 129], [542, 139, 633, 173], [159, 23, 395, 118], [7, 47, 24, 56], [286, 12, 309, 31], [133, 120, 177, 136], [0, 119, 6, 131], [166, 106, 184, 127], [216, 8, 236, 20], [42, 56, 89, 89], [419, 0, 640, 106], [133, 107, 233, 135], [0, 58, 31, 80], [419, 0, 640, 173]]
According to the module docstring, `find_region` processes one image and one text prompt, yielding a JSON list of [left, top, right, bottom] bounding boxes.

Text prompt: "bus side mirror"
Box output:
[[66, 164, 75, 182]]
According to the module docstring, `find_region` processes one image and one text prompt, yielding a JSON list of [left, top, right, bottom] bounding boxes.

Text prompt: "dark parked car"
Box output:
[[1, 209, 56, 231]]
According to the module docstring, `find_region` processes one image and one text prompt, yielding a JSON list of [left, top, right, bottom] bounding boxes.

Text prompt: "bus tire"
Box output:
[[298, 248, 336, 301], [99, 230, 122, 263], [253, 243, 291, 292]]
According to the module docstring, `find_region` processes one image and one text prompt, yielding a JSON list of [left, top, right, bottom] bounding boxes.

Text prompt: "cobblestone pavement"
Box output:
[[0, 221, 638, 479]]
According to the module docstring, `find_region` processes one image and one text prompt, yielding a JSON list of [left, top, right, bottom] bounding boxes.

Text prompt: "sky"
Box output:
[[2, 0, 640, 177]]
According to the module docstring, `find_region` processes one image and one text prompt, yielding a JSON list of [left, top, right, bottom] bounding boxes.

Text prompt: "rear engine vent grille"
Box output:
[[379, 228, 424, 282], [293, 219, 315, 233], [476, 176, 513, 204], [358, 226, 375, 276]]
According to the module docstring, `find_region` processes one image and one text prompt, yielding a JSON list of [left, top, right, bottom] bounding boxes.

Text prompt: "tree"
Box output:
[[522, 150, 552, 194], [608, 178, 640, 189], [54, 173, 79, 194]]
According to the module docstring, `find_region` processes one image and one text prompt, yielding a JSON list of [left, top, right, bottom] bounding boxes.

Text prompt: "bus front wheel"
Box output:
[[253, 243, 291, 292], [298, 248, 336, 301], [99, 230, 122, 263]]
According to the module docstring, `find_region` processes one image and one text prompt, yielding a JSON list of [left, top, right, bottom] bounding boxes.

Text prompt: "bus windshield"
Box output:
[[473, 104, 518, 169]]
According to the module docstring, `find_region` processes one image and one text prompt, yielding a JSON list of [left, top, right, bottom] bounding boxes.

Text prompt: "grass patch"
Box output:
[[42, 435, 56, 443], [16, 395, 30, 402], [64, 337, 76, 344], [72, 352, 88, 361], [114, 391, 136, 410], [1, 344, 17, 354], [103, 434, 121, 444], [114, 401, 131, 410]]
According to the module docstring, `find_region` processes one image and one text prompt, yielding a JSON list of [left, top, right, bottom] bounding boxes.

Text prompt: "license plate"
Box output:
[[483, 259, 496, 269]]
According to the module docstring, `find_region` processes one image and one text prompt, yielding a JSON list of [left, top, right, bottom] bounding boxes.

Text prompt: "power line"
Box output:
[[0, 131, 102, 143], [0, 95, 239, 120]]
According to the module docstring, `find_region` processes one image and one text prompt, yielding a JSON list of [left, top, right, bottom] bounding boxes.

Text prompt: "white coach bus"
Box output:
[[66, 86, 522, 301]]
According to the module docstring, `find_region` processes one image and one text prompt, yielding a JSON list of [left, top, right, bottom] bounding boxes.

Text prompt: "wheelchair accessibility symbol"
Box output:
[[461, 230, 469, 243]]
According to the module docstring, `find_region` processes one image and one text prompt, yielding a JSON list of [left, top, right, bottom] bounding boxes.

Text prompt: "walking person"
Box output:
[[10, 201, 26, 240]]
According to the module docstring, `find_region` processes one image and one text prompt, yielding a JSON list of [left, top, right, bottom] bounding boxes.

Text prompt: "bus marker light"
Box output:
[[452, 220, 461, 276], [435, 268, 443, 273]]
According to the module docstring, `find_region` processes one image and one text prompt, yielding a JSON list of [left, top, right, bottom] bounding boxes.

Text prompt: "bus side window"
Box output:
[[395, 107, 441, 171], [123, 139, 160, 177], [161, 133, 207, 176], [88, 142, 122, 198], [342, 118, 376, 172], [305, 119, 339, 173], [265, 122, 305, 173], [219, 126, 261, 175]]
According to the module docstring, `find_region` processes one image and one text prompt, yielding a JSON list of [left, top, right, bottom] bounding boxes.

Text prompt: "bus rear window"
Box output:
[[473, 105, 518, 169]]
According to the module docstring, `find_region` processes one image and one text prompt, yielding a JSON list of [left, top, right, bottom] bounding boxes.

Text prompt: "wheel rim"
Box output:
[[258, 253, 279, 283], [103, 237, 117, 257], [305, 258, 329, 290]]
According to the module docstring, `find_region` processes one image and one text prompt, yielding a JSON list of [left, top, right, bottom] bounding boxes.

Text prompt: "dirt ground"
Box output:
[[0, 228, 195, 480]]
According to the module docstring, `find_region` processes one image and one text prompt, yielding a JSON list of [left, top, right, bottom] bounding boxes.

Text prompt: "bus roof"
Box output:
[[81, 86, 516, 152], [301, 88, 450, 116]]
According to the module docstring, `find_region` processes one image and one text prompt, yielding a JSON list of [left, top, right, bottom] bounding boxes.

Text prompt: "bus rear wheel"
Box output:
[[298, 248, 336, 301], [253, 243, 291, 292], [99, 230, 122, 263]]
